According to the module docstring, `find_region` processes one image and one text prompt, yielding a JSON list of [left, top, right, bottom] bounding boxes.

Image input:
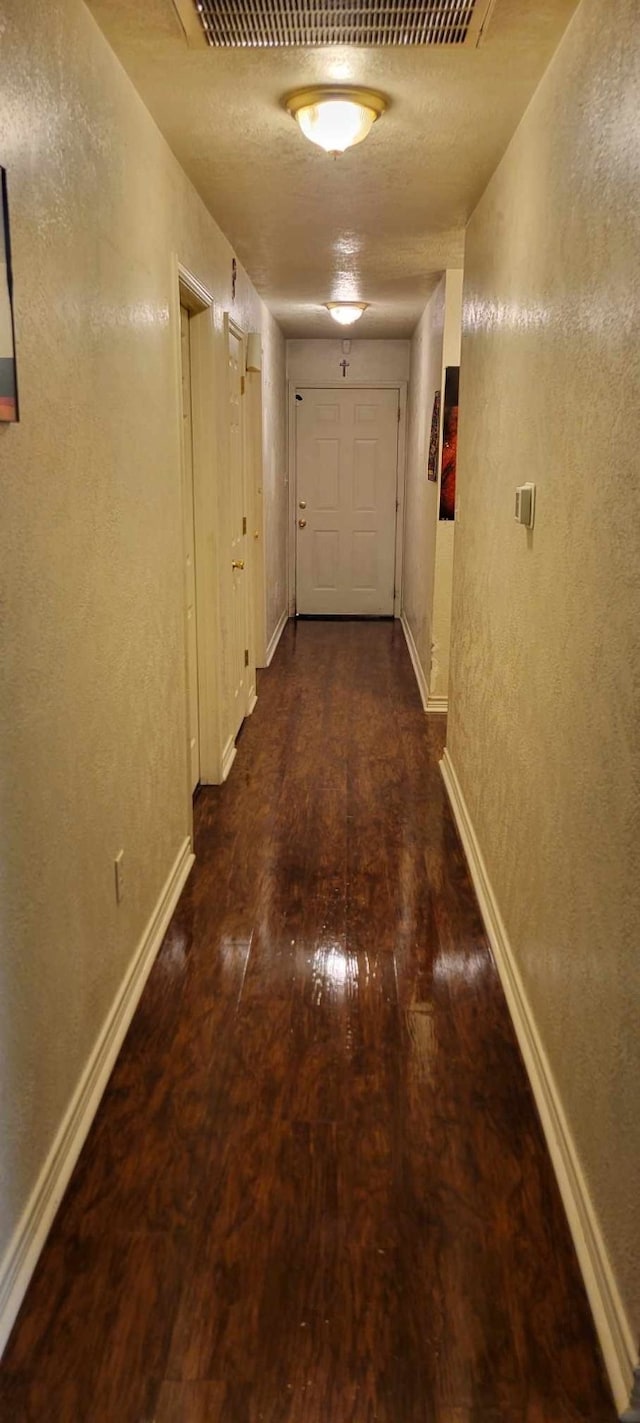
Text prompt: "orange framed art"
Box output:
[[0, 168, 19, 423]]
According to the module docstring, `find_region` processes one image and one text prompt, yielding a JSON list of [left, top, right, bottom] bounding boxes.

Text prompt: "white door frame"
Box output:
[[246, 368, 267, 669], [172, 257, 225, 815], [226, 316, 259, 715], [222, 316, 257, 760], [287, 381, 408, 619], [178, 300, 201, 794]]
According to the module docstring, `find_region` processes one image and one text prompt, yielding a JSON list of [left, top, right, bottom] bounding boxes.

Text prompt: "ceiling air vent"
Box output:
[[188, 0, 495, 49]]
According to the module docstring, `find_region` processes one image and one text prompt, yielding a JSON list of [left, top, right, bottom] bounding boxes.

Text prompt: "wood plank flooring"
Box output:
[[0, 620, 616, 1422]]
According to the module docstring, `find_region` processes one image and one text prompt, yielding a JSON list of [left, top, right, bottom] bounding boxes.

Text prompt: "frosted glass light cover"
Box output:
[[326, 303, 368, 326], [296, 99, 377, 153]]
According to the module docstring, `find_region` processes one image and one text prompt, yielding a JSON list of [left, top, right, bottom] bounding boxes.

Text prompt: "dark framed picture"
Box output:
[[0, 168, 19, 423], [427, 389, 440, 481], [439, 365, 459, 520]]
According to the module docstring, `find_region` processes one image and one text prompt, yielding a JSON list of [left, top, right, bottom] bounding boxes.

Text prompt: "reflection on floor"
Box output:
[[0, 620, 615, 1422]]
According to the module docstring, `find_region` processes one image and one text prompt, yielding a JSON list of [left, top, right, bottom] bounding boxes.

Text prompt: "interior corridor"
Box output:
[[0, 621, 614, 1423]]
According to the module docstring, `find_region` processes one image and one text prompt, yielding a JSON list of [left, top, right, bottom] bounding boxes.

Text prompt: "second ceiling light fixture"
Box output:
[[325, 302, 368, 326]]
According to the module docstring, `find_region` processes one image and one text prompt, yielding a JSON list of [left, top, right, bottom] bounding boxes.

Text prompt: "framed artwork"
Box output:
[[0, 168, 19, 423], [427, 389, 440, 481], [439, 365, 459, 520]]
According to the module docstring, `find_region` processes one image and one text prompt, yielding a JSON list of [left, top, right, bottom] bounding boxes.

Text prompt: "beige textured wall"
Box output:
[[286, 339, 410, 385], [449, 0, 640, 1346], [0, 0, 285, 1287], [403, 280, 446, 674]]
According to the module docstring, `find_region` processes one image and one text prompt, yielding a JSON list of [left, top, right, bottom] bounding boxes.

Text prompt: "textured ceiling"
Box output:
[[87, 0, 578, 336]]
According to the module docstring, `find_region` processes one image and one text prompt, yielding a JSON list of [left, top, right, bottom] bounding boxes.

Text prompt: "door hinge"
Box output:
[[244, 648, 249, 667], [242, 516, 247, 535], [395, 498, 400, 511], [241, 375, 246, 396], [397, 405, 401, 423]]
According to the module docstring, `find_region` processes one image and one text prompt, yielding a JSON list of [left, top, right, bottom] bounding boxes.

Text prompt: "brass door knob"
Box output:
[[298, 518, 307, 528], [253, 530, 260, 540], [299, 500, 307, 509], [231, 559, 245, 570]]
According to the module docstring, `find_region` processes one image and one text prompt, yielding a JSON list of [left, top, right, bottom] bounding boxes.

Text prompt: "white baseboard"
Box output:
[[247, 688, 258, 716], [0, 837, 194, 1359], [426, 694, 448, 715], [621, 1369, 640, 1422], [221, 736, 237, 781], [266, 609, 289, 667], [400, 613, 428, 712], [440, 749, 637, 1420]]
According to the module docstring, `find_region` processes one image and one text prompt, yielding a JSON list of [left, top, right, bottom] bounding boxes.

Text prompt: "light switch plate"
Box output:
[[114, 850, 125, 904], [515, 482, 536, 528]]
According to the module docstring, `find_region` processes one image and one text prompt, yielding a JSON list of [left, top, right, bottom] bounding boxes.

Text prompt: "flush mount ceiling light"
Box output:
[[285, 87, 387, 155], [326, 302, 369, 326]]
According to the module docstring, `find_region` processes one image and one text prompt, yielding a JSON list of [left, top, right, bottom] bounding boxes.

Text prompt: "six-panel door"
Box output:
[[295, 387, 399, 616], [228, 329, 248, 736]]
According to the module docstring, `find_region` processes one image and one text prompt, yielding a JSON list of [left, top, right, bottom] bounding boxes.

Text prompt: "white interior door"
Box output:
[[179, 304, 200, 792], [228, 327, 249, 736], [295, 387, 399, 615]]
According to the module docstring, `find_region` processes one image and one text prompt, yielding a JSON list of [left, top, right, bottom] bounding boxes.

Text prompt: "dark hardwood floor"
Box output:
[[0, 620, 615, 1422]]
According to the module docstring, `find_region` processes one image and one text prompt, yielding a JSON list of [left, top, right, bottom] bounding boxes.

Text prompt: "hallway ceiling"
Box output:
[[87, 0, 578, 337]]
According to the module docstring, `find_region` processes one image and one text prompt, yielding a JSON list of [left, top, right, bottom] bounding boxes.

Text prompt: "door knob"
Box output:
[[253, 530, 260, 540], [298, 518, 307, 529], [299, 500, 307, 509], [231, 559, 245, 570]]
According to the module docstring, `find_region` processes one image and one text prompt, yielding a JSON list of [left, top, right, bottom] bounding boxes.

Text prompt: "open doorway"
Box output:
[[175, 263, 224, 798]]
